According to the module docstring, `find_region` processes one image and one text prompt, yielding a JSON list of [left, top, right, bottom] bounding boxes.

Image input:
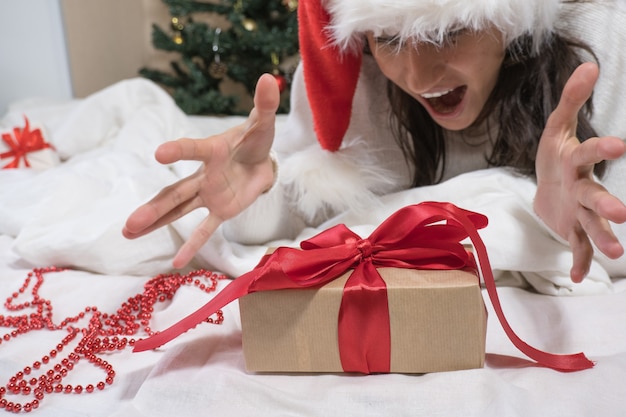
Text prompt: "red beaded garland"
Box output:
[[0, 267, 226, 413]]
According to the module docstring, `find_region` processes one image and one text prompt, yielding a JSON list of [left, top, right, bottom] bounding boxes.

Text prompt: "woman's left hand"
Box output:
[[534, 62, 626, 283]]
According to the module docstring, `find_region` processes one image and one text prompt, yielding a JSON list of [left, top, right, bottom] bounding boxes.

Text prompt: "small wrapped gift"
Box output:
[[240, 266, 486, 373], [133, 202, 594, 373], [1, 116, 58, 169]]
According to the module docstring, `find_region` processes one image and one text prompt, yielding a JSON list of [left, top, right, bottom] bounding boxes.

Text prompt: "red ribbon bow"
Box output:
[[133, 202, 594, 373], [1, 116, 54, 169]]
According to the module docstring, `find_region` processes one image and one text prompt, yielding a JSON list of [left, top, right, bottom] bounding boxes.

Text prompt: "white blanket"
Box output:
[[1, 79, 626, 417]]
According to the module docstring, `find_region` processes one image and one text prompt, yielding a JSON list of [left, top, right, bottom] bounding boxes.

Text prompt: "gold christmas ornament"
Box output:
[[171, 17, 184, 31], [283, 0, 298, 12], [171, 17, 184, 44], [242, 18, 258, 31]]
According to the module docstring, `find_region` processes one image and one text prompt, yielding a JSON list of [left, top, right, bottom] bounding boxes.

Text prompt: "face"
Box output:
[[366, 27, 506, 131]]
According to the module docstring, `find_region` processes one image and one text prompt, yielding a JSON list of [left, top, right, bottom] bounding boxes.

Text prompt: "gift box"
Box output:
[[133, 202, 594, 373], [1, 116, 59, 169], [239, 266, 487, 374]]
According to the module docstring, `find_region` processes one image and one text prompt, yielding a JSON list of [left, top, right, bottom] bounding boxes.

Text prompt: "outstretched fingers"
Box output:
[[123, 172, 204, 239], [172, 214, 223, 269], [568, 226, 594, 283], [548, 62, 599, 133], [574, 178, 626, 253], [572, 135, 626, 168], [155, 137, 221, 164], [253, 73, 281, 116], [229, 74, 280, 170], [570, 203, 624, 283]]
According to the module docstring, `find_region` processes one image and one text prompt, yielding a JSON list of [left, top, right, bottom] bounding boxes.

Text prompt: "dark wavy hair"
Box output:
[[382, 30, 602, 187]]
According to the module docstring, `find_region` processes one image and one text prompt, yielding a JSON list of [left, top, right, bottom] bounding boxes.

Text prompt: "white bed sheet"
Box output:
[[1, 235, 626, 417], [1, 79, 626, 416]]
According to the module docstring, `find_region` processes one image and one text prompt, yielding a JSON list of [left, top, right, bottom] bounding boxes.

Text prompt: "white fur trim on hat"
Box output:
[[325, 0, 560, 52]]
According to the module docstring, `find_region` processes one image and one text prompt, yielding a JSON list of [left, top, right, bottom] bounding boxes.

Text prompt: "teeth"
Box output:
[[421, 89, 454, 99]]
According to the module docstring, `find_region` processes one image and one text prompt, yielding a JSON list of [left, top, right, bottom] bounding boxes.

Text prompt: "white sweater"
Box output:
[[224, 0, 626, 249]]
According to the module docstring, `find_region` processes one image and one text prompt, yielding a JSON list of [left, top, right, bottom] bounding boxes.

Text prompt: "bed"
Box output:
[[1, 77, 626, 417]]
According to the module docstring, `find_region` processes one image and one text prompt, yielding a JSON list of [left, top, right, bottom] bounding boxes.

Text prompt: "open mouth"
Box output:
[[421, 86, 467, 115]]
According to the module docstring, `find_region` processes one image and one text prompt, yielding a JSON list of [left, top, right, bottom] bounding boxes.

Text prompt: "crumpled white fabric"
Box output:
[[0, 78, 622, 294], [0, 79, 200, 275]]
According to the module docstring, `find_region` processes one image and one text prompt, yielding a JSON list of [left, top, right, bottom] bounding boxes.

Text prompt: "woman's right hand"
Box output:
[[122, 73, 280, 268]]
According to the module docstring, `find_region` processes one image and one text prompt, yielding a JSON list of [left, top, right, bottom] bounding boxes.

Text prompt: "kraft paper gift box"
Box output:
[[132, 202, 594, 373], [239, 266, 487, 374]]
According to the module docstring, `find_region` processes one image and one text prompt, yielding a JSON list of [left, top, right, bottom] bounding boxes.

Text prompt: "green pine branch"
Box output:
[[141, 0, 299, 115]]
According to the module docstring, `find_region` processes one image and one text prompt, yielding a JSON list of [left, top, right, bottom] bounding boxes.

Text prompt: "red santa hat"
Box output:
[[297, 0, 561, 152]]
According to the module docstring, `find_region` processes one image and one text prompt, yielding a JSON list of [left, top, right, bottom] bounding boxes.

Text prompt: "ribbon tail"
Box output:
[[133, 274, 253, 352], [2, 158, 20, 169], [1, 136, 20, 169], [449, 207, 594, 372]]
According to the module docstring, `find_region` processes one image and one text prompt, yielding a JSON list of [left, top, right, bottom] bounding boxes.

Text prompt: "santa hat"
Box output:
[[297, 0, 561, 152]]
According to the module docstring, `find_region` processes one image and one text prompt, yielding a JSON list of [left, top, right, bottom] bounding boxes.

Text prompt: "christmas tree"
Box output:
[[141, 0, 299, 115]]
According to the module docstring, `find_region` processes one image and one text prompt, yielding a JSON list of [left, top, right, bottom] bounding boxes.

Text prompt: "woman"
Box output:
[[123, 0, 626, 284]]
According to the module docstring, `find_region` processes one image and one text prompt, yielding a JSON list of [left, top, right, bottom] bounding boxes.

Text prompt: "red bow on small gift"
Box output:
[[133, 202, 594, 372], [1, 116, 54, 169]]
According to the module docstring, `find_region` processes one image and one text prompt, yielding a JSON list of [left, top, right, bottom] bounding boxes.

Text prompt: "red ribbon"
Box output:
[[1, 116, 54, 169], [133, 201, 594, 373]]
